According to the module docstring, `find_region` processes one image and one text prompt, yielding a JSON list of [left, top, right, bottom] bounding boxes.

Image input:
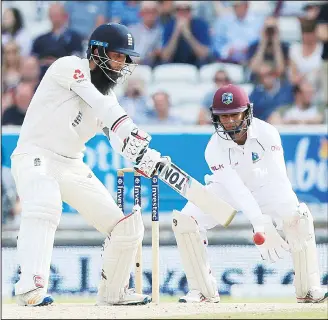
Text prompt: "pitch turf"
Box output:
[[2, 296, 328, 319]]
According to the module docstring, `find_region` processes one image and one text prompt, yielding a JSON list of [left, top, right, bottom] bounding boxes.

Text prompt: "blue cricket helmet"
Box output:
[[87, 23, 140, 63]]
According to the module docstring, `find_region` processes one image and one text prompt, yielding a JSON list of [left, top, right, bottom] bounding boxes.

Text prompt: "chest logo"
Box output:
[[252, 152, 260, 163], [211, 164, 224, 171], [34, 158, 41, 166]]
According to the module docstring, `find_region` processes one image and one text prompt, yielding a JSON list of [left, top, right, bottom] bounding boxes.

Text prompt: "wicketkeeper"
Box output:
[[172, 84, 328, 304]]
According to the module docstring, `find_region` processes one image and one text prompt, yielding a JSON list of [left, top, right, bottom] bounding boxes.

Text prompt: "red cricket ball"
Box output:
[[253, 232, 266, 245]]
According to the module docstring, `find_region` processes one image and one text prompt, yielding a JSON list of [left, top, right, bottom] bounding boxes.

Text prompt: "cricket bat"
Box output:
[[158, 162, 237, 227]]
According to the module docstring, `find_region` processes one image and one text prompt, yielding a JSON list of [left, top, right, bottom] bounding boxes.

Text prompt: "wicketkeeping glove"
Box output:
[[255, 214, 290, 263]]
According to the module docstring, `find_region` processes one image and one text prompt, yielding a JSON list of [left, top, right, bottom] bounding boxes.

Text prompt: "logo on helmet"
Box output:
[[127, 33, 133, 46], [222, 92, 233, 105]]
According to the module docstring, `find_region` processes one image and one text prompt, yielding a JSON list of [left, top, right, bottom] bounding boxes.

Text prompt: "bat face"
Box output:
[[158, 161, 237, 227], [158, 163, 191, 195]]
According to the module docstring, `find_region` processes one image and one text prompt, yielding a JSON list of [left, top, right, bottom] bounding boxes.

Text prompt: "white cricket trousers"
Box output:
[[11, 151, 124, 295]]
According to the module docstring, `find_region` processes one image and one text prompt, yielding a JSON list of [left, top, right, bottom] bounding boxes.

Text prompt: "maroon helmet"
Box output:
[[210, 84, 253, 140]]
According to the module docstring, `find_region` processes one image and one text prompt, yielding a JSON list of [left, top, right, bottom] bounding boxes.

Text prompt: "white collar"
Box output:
[[220, 120, 259, 150]]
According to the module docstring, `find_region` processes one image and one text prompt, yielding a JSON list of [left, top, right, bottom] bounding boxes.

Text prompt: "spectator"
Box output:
[[212, 1, 265, 64], [20, 56, 41, 91], [2, 83, 14, 115], [2, 7, 32, 57], [2, 40, 22, 90], [129, 1, 163, 67], [2, 165, 20, 225], [303, 2, 321, 20], [157, 0, 175, 25], [2, 82, 35, 126], [316, 3, 328, 106], [193, 1, 232, 26], [288, 18, 323, 97], [247, 16, 289, 82], [31, 2, 84, 79], [249, 63, 294, 123], [145, 91, 183, 125], [64, 1, 109, 41], [2, 81, 15, 115], [109, 1, 141, 26], [117, 76, 150, 124], [274, 1, 312, 17], [161, 1, 211, 67], [198, 69, 231, 125], [281, 81, 324, 124]]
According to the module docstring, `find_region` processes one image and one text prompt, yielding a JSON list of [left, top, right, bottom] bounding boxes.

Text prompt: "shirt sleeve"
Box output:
[[204, 136, 264, 230], [162, 19, 174, 47], [246, 41, 258, 61], [265, 125, 288, 175], [50, 56, 90, 90], [281, 42, 290, 60], [280, 80, 295, 106], [155, 26, 164, 50], [193, 19, 211, 46], [31, 36, 41, 57], [50, 57, 136, 141]]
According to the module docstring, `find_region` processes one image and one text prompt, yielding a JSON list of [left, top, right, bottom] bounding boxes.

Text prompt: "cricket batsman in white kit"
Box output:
[[10, 23, 169, 306], [172, 84, 328, 304]]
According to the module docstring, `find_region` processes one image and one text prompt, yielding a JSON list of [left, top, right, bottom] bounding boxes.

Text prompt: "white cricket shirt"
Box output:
[[12, 56, 128, 159], [205, 118, 299, 226]]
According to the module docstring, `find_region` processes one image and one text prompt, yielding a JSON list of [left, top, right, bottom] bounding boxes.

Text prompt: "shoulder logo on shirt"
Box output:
[[73, 69, 85, 80], [252, 152, 260, 163], [211, 164, 224, 171], [127, 33, 133, 46], [222, 92, 233, 105], [271, 145, 281, 152]]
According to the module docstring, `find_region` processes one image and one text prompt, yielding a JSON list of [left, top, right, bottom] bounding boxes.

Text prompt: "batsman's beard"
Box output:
[[90, 65, 120, 95]]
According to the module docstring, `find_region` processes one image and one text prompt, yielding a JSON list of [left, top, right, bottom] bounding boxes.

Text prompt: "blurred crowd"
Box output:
[[1, 1, 328, 224]]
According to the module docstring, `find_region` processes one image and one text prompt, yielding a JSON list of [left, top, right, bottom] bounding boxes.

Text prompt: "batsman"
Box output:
[[172, 84, 328, 304], [10, 23, 169, 306]]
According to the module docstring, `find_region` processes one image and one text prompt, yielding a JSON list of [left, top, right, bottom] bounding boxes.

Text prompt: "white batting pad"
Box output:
[[12, 162, 62, 296], [100, 206, 144, 304], [15, 216, 58, 295], [172, 210, 217, 298], [283, 203, 321, 298]]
